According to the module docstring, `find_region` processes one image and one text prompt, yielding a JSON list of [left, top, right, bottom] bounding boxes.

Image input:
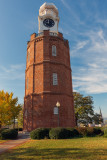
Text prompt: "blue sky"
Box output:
[[0, 0, 107, 117]]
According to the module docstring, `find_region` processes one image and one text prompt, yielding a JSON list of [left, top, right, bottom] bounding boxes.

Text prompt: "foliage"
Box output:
[[17, 109, 23, 128], [93, 127, 104, 136], [0, 128, 8, 133], [104, 120, 107, 125], [77, 127, 103, 137], [104, 128, 107, 137], [67, 128, 79, 138], [0, 90, 22, 128], [93, 113, 103, 124], [30, 128, 50, 139], [30, 127, 103, 140], [49, 128, 72, 139], [86, 127, 95, 136], [77, 127, 88, 137], [1, 129, 18, 139], [73, 92, 94, 126], [19, 128, 23, 131]]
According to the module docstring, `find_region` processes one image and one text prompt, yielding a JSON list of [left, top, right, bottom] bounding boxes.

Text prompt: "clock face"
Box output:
[[43, 18, 55, 28]]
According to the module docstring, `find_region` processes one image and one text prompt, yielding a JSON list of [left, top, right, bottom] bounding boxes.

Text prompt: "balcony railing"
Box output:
[[49, 32, 58, 36], [36, 32, 44, 37], [35, 32, 67, 42], [36, 32, 58, 37]]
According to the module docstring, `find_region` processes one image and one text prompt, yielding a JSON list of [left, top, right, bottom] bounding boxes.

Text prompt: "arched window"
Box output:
[[53, 73, 58, 85], [52, 45, 56, 56], [53, 107, 58, 114]]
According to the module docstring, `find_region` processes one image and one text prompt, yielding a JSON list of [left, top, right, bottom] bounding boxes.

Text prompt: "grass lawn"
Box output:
[[0, 140, 7, 144], [0, 137, 107, 160]]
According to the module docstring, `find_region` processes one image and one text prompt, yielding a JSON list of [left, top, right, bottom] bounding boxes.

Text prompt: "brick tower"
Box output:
[[23, 3, 76, 131]]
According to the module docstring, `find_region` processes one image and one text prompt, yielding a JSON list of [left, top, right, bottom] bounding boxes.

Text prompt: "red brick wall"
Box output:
[[23, 31, 76, 131]]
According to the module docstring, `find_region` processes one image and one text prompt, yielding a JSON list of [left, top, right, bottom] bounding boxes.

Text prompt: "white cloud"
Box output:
[[72, 29, 107, 94], [60, 0, 71, 11], [96, 18, 107, 27], [71, 40, 89, 56], [60, 0, 84, 25], [58, 27, 70, 36], [0, 64, 25, 80]]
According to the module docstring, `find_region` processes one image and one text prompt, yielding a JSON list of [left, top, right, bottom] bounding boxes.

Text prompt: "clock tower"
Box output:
[[38, 3, 59, 33], [23, 3, 76, 131]]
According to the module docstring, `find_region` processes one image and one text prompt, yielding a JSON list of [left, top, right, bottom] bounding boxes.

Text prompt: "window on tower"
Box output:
[[53, 73, 58, 85], [27, 78, 29, 89], [53, 107, 58, 114], [52, 45, 56, 56]]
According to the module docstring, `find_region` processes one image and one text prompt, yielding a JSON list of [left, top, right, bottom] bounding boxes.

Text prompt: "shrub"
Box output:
[[1, 129, 18, 139], [68, 128, 80, 138], [93, 127, 103, 136], [86, 127, 95, 137], [77, 127, 103, 137], [19, 128, 23, 131], [14, 128, 18, 132], [14, 128, 23, 131], [0, 128, 8, 139], [104, 128, 107, 137], [0, 128, 8, 133], [30, 128, 50, 139], [49, 128, 71, 139], [77, 127, 88, 137]]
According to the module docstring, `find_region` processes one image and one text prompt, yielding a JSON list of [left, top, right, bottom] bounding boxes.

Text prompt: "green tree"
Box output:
[[73, 92, 94, 126], [17, 109, 23, 128], [0, 90, 22, 128], [0, 90, 12, 128], [9, 97, 22, 128], [93, 113, 103, 124]]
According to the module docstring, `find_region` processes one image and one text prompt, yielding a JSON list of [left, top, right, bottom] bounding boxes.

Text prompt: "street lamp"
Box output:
[[56, 101, 60, 127]]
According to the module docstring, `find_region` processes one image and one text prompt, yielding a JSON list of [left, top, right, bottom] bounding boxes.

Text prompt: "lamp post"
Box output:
[[56, 101, 60, 127]]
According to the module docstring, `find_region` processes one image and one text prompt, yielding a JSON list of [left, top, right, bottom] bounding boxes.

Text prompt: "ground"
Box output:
[[0, 140, 7, 144], [0, 137, 107, 160]]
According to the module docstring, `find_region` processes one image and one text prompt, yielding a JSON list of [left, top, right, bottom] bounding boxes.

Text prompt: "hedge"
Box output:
[[30, 128, 50, 139], [68, 128, 79, 138], [49, 128, 71, 139], [1, 129, 18, 139], [77, 127, 103, 137], [30, 127, 104, 140]]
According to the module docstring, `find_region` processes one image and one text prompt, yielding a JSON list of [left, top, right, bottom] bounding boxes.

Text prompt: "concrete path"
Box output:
[[0, 132, 30, 154]]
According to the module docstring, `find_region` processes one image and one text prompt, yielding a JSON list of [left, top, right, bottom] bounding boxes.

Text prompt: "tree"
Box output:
[[93, 113, 103, 124], [73, 92, 94, 126], [17, 109, 23, 128], [0, 90, 12, 128], [0, 90, 22, 128]]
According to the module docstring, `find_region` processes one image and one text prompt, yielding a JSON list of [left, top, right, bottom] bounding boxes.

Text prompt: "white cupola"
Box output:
[[38, 2, 60, 33]]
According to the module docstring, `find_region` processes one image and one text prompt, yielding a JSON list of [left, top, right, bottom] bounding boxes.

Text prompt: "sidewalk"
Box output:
[[0, 132, 30, 154]]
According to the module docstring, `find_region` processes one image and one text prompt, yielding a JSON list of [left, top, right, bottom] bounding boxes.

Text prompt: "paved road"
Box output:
[[0, 132, 30, 154]]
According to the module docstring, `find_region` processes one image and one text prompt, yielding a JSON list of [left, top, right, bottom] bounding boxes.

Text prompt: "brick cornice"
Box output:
[[24, 91, 73, 99], [26, 60, 72, 72], [27, 34, 68, 47]]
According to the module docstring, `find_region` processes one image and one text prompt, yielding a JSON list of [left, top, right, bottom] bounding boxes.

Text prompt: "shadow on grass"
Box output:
[[1, 147, 107, 160]]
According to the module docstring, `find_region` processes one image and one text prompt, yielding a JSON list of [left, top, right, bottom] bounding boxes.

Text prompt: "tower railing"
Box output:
[[49, 32, 58, 36], [36, 32, 44, 37], [35, 32, 67, 42], [36, 32, 58, 37]]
